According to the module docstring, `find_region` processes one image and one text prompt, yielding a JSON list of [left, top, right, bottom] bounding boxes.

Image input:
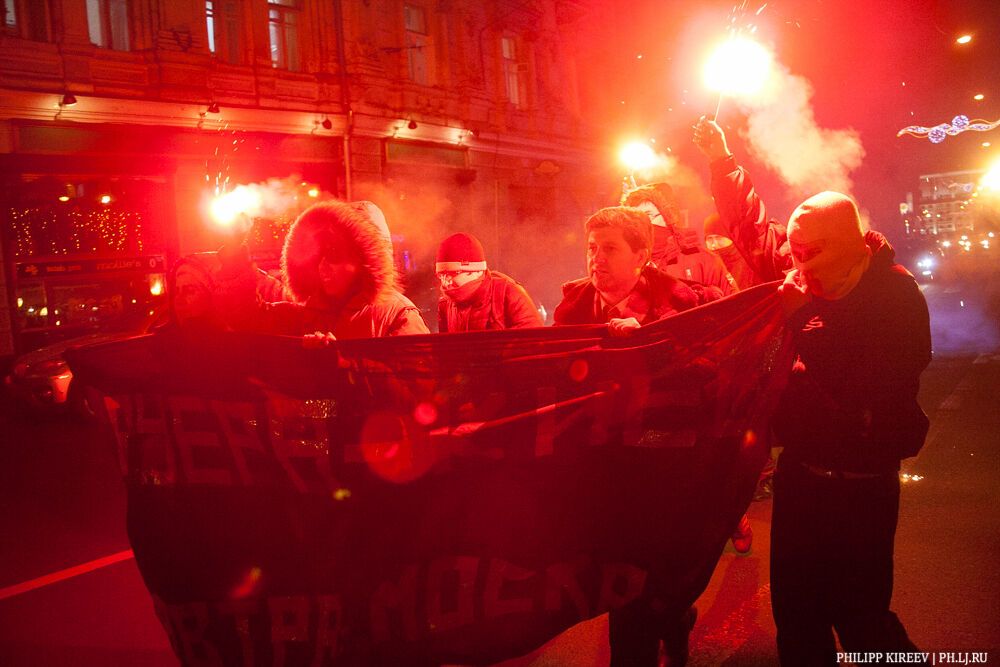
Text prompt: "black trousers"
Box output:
[[770, 459, 920, 666], [608, 603, 691, 667]]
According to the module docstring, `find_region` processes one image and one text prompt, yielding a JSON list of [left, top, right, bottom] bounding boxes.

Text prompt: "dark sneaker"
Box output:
[[731, 513, 753, 554]]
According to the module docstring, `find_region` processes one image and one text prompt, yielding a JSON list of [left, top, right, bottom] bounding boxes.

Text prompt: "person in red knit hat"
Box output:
[[435, 232, 543, 332]]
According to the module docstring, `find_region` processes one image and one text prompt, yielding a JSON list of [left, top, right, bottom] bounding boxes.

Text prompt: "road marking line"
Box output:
[[0, 549, 134, 602], [936, 370, 975, 412]]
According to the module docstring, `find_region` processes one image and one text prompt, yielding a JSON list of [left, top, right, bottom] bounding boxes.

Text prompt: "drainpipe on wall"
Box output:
[[333, 0, 353, 200]]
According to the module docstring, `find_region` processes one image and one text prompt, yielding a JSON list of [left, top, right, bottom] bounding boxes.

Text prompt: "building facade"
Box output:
[[1, 0, 607, 356], [902, 170, 981, 238]]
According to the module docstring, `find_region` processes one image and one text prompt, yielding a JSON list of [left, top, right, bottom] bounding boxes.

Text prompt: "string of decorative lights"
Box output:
[[8, 206, 145, 258], [897, 115, 1000, 144]]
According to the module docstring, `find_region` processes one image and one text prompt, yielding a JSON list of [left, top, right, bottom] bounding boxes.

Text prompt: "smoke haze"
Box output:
[[737, 63, 865, 199]]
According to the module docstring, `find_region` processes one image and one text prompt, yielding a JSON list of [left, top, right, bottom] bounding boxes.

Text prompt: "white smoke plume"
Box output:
[[737, 63, 865, 198], [224, 175, 322, 220]]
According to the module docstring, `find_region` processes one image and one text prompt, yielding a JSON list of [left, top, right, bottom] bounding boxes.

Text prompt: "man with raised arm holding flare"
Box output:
[[694, 117, 932, 664]]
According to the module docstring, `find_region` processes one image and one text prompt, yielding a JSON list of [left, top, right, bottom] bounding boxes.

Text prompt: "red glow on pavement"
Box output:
[[0, 549, 135, 601]]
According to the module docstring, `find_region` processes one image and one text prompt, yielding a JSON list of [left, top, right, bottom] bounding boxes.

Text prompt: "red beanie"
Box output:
[[436, 233, 487, 272]]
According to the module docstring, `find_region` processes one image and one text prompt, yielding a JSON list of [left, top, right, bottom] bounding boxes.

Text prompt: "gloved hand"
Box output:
[[778, 270, 811, 317], [303, 331, 337, 348], [693, 116, 731, 162], [608, 317, 641, 336]]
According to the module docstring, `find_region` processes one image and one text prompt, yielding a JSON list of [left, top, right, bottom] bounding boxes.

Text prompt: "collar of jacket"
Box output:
[[555, 266, 690, 325]]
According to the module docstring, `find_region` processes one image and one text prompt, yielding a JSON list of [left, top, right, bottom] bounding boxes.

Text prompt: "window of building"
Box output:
[[268, 0, 301, 71], [3, 0, 16, 31], [4, 0, 51, 40], [404, 4, 428, 85], [206, 0, 243, 64], [501, 36, 528, 108], [86, 0, 129, 50]]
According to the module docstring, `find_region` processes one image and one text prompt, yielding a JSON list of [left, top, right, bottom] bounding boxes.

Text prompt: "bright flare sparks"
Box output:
[[619, 142, 659, 172], [703, 37, 773, 97], [210, 186, 261, 226]]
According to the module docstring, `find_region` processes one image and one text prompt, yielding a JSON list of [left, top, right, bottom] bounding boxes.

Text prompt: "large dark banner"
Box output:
[[67, 282, 790, 666]]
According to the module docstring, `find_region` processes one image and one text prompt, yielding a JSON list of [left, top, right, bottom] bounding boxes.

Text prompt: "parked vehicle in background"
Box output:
[[5, 306, 167, 416]]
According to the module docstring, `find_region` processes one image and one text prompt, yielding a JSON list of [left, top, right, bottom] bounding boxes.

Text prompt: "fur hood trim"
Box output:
[[282, 200, 396, 303]]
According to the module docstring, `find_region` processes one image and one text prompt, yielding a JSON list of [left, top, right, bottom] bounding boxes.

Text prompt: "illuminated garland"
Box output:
[[9, 206, 144, 258], [897, 115, 1000, 143]]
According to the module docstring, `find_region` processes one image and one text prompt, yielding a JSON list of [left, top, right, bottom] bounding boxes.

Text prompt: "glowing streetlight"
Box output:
[[980, 160, 1000, 192], [100, 194, 112, 204], [956, 34, 972, 44], [974, 93, 985, 101], [703, 37, 773, 118]]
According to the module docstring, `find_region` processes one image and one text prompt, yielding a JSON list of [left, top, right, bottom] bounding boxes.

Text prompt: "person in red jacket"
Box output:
[[704, 213, 759, 291], [217, 200, 428, 339], [554, 205, 700, 666], [622, 182, 737, 297], [693, 115, 792, 285], [435, 232, 543, 332], [554, 206, 701, 332], [624, 182, 754, 554]]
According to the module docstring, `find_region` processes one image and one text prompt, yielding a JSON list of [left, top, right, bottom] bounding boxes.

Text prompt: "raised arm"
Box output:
[[694, 116, 792, 283]]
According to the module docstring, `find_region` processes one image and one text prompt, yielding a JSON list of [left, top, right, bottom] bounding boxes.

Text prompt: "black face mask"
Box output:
[[442, 275, 487, 304]]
